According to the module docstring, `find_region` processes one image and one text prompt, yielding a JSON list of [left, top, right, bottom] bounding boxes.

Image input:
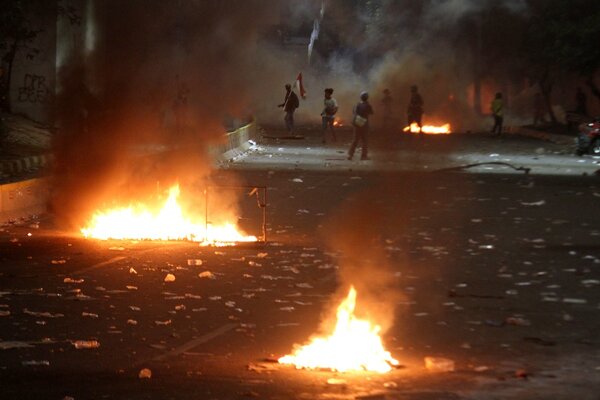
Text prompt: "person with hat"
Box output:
[[321, 88, 338, 143], [348, 91, 374, 161]]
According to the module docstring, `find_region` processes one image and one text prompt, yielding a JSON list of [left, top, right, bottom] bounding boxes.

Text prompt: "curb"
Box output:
[[0, 153, 53, 177], [505, 126, 576, 146]]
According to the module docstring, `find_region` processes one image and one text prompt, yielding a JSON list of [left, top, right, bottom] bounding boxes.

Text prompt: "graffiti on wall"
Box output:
[[18, 74, 50, 103]]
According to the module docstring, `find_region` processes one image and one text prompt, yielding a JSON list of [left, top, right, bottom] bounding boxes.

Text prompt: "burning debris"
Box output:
[[403, 123, 451, 135], [278, 286, 399, 373], [81, 184, 257, 246]]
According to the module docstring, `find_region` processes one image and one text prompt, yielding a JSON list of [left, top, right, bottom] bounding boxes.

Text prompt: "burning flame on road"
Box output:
[[333, 119, 343, 127], [278, 286, 399, 373], [403, 122, 451, 135], [81, 185, 257, 246]]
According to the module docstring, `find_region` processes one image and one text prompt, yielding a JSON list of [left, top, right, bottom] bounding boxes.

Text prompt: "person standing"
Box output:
[[278, 83, 299, 135], [407, 85, 424, 135], [490, 92, 504, 135], [321, 88, 338, 143], [348, 91, 374, 161]]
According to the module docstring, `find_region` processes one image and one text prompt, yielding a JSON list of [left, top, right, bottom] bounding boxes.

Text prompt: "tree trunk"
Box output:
[[586, 74, 600, 104]]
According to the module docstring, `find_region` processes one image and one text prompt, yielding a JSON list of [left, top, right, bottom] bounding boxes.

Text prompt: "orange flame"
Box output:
[[333, 119, 343, 127], [81, 185, 257, 246], [278, 286, 399, 373], [403, 122, 451, 135]]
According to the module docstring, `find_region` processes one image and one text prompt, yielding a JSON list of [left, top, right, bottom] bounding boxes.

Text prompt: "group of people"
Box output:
[[278, 83, 425, 161]]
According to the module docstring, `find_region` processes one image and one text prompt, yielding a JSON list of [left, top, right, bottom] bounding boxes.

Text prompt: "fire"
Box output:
[[333, 119, 343, 127], [403, 122, 451, 135], [81, 185, 257, 246], [278, 286, 399, 373]]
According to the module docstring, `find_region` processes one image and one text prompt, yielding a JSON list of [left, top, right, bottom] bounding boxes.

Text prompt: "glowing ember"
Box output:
[[333, 119, 343, 127], [278, 286, 399, 373], [81, 185, 257, 246], [403, 122, 451, 135]]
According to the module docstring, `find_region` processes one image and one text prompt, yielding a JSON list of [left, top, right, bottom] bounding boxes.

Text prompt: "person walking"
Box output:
[[407, 85, 424, 135], [278, 83, 299, 135], [490, 92, 504, 135], [321, 88, 338, 143], [348, 91, 374, 161]]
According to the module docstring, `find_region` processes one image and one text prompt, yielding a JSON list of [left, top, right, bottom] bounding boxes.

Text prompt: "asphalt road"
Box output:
[[1, 131, 600, 400]]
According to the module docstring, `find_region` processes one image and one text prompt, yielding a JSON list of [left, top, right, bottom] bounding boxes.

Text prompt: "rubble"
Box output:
[[424, 357, 455, 372]]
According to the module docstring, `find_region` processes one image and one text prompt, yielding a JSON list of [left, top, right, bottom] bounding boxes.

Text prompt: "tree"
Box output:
[[526, 0, 600, 116], [0, 0, 49, 113]]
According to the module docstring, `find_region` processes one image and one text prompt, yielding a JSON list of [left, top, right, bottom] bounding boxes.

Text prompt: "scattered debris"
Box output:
[[198, 271, 216, 279], [138, 368, 152, 379], [63, 278, 84, 283], [520, 200, 546, 206], [424, 357, 455, 372], [21, 360, 50, 366], [72, 340, 100, 349], [0, 341, 34, 350]]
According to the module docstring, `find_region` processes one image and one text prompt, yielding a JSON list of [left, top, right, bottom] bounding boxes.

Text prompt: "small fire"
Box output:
[[403, 122, 451, 135], [81, 185, 257, 246], [278, 286, 399, 373], [333, 119, 343, 127]]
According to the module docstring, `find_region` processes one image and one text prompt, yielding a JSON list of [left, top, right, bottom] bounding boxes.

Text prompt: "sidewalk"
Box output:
[[227, 126, 600, 176]]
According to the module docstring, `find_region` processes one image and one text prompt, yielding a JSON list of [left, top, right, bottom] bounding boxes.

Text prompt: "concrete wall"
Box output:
[[9, 3, 58, 124], [0, 178, 49, 223]]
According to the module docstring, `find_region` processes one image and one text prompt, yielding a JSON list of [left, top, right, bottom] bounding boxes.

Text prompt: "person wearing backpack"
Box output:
[[278, 83, 300, 135], [348, 91, 374, 161]]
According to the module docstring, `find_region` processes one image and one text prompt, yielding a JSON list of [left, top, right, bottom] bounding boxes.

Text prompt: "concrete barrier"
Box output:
[[0, 122, 256, 224], [210, 121, 257, 161], [0, 177, 49, 223]]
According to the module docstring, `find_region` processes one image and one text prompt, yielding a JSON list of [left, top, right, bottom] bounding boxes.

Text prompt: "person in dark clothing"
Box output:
[[348, 91, 374, 161], [575, 87, 588, 116], [407, 85, 424, 134], [278, 83, 300, 134]]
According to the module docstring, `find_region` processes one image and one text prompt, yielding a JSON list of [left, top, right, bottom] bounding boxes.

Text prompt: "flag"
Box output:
[[295, 73, 306, 99]]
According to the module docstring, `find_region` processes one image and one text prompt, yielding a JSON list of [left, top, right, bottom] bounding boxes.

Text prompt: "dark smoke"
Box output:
[[52, 0, 283, 228]]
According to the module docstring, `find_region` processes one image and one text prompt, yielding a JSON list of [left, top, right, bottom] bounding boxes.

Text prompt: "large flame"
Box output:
[[278, 286, 399, 373], [81, 185, 257, 246], [403, 122, 451, 135]]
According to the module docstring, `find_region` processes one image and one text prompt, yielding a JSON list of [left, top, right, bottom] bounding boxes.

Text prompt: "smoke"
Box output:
[[51, 0, 284, 228], [319, 192, 404, 333], [251, 0, 531, 131]]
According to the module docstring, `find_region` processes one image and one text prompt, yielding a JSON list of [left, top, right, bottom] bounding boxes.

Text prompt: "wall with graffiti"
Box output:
[[9, 4, 58, 124]]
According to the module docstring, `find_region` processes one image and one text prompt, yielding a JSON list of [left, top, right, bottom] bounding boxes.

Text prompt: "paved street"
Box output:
[[1, 129, 600, 399]]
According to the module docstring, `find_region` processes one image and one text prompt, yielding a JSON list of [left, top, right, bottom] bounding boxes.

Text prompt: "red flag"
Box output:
[[295, 73, 306, 99]]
